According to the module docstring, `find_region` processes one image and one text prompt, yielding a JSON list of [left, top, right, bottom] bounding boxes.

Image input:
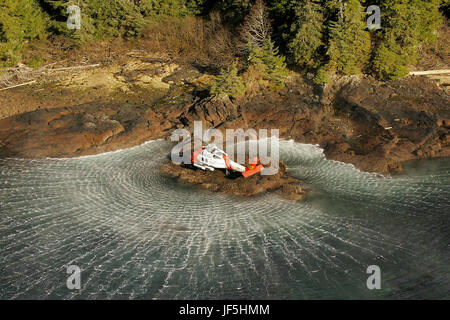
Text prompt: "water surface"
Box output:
[[0, 140, 449, 299]]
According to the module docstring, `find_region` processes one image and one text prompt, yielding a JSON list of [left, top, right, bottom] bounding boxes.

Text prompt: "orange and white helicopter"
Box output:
[[190, 144, 264, 178]]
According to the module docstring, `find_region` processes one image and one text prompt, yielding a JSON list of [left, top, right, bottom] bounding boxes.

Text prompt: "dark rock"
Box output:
[[0, 73, 448, 176], [159, 160, 306, 201]]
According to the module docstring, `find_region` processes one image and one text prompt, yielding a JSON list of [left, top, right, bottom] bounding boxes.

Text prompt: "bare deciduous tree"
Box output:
[[239, 0, 272, 51]]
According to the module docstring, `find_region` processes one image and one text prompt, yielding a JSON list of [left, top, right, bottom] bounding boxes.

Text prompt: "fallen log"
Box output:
[[0, 80, 37, 91], [409, 69, 450, 76], [46, 64, 101, 72]]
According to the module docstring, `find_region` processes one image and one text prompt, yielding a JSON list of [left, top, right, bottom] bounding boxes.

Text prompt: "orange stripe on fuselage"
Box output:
[[222, 154, 232, 170]]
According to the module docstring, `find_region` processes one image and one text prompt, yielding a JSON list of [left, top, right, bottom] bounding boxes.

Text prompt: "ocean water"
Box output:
[[0, 140, 449, 299]]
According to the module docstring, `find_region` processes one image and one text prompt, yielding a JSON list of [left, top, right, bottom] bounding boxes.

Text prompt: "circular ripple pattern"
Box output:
[[0, 140, 449, 299]]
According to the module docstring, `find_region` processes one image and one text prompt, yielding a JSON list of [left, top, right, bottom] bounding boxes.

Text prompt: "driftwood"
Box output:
[[0, 80, 37, 91], [409, 69, 450, 76], [45, 64, 100, 72], [0, 63, 100, 91]]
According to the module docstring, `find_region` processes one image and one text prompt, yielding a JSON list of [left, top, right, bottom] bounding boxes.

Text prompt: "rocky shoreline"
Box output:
[[160, 160, 306, 201], [0, 57, 449, 176]]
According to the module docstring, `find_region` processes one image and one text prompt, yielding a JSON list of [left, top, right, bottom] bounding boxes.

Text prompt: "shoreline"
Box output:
[[0, 58, 448, 176], [1, 133, 448, 180]]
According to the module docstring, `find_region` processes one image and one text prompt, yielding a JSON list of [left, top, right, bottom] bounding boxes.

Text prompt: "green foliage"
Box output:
[[247, 41, 268, 74], [26, 55, 45, 69], [270, 0, 444, 81], [0, 0, 47, 66], [313, 65, 331, 84], [41, 0, 146, 41], [261, 38, 288, 89], [88, 0, 147, 38], [372, 39, 410, 80], [0, 0, 445, 80], [40, 0, 209, 41], [442, 0, 450, 18], [265, 0, 300, 51], [204, 0, 252, 24], [327, 0, 371, 75], [373, 0, 443, 80], [246, 38, 288, 89], [287, 0, 325, 69], [210, 61, 246, 97], [138, 0, 204, 16]]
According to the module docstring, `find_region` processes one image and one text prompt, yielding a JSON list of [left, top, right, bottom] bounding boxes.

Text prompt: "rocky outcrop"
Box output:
[[185, 95, 240, 128], [0, 70, 448, 175], [160, 160, 306, 201], [0, 103, 172, 158], [178, 75, 449, 174], [320, 76, 450, 173]]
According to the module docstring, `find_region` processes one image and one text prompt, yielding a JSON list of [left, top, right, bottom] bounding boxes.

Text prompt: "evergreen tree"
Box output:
[[41, 0, 146, 41], [138, 0, 204, 16], [210, 61, 246, 97], [442, 0, 450, 18], [203, 0, 252, 25], [246, 41, 268, 75], [313, 64, 331, 84], [246, 37, 287, 89], [0, 0, 47, 66], [373, 0, 442, 80], [261, 37, 288, 88], [265, 0, 301, 55], [287, 0, 325, 69], [326, 0, 371, 75]]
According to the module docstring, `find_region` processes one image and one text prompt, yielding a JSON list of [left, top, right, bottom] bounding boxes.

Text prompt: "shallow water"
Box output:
[[0, 140, 449, 299]]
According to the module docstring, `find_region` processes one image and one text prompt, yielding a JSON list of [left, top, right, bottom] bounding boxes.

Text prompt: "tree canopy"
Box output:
[[0, 0, 446, 81]]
